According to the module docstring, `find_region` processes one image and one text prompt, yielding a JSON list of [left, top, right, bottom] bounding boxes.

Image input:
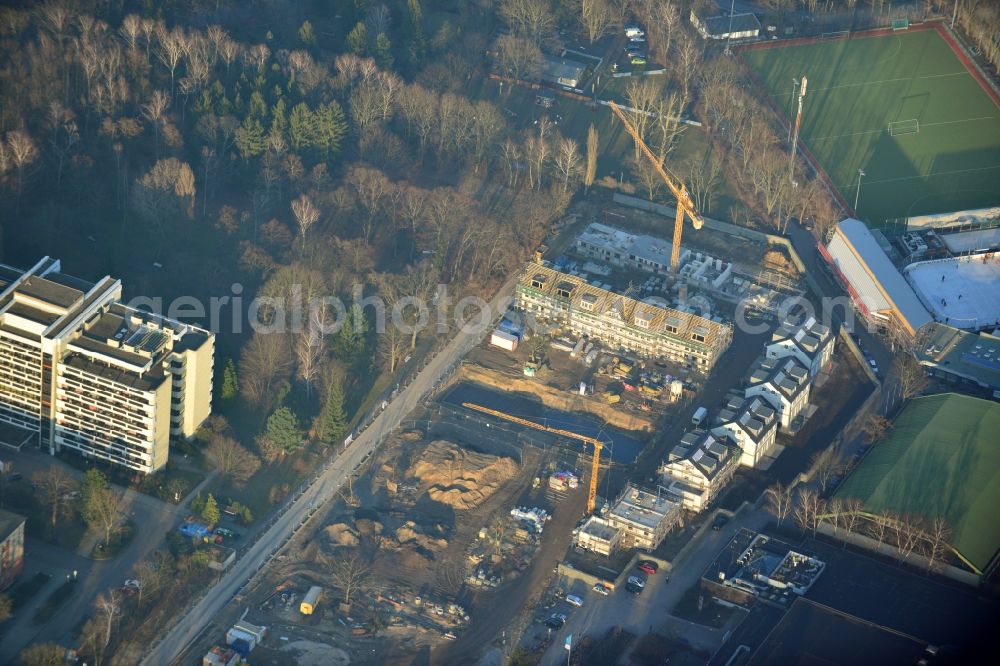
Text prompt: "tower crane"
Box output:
[[462, 402, 604, 513], [607, 100, 703, 273]]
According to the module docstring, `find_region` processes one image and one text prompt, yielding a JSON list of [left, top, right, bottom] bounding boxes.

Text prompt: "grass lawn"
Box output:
[[742, 28, 1000, 226]]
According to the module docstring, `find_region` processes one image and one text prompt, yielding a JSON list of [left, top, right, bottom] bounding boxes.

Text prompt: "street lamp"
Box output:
[[854, 168, 866, 213]]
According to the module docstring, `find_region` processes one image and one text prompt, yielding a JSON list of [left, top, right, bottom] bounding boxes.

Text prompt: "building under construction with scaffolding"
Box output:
[[515, 262, 733, 371]]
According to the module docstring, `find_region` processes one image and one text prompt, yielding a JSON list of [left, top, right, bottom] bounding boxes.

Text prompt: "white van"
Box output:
[[692, 406, 708, 426]]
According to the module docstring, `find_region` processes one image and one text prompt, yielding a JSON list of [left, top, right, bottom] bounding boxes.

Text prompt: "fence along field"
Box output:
[[740, 25, 1000, 229]]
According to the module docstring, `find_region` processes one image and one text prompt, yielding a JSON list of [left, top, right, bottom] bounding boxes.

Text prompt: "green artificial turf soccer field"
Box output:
[[835, 393, 1000, 572], [743, 29, 1000, 227]]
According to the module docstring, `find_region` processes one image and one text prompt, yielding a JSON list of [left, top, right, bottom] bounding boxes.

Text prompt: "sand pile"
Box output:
[[407, 440, 518, 511], [394, 521, 448, 551], [324, 523, 360, 547]]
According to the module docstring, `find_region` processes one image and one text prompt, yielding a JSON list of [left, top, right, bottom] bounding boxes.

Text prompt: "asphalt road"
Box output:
[[537, 504, 771, 666], [141, 279, 516, 666]]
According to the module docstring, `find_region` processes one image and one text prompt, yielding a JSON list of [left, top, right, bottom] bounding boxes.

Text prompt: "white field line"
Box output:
[[772, 70, 970, 98], [804, 115, 996, 142], [839, 163, 1000, 189]]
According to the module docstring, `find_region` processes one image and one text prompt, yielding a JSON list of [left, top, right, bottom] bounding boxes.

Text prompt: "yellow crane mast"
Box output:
[[461, 402, 604, 513], [607, 100, 703, 273]]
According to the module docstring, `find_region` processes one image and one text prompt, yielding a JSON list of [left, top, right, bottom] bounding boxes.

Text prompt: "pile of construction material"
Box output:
[[407, 440, 518, 510], [548, 471, 579, 491], [510, 507, 550, 534]]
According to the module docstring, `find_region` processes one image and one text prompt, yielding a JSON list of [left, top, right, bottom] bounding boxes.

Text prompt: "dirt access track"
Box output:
[[454, 363, 656, 432]]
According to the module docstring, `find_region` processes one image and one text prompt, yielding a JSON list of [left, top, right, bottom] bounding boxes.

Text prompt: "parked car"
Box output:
[[592, 583, 610, 596], [630, 56, 647, 65], [627, 573, 647, 589], [868, 358, 879, 375], [625, 25, 644, 38], [566, 594, 584, 607], [638, 560, 659, 575], [712, 514, 729, 531], [544, 613, 567, 628], [625, 582, 644, 595]]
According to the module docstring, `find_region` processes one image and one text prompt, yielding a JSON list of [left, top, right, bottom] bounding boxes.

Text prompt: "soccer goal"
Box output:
[[889, 119, 920, 136], [891, 18, 910, 31]]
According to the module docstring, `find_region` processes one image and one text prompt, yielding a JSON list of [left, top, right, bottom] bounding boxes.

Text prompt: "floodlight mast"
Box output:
[[788, 76, 807, 184]]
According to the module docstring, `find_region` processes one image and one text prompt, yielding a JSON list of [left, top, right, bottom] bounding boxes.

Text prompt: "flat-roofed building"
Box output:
[[0, 508, 26, 590], [690, 9, 761, 41], [660, 431, 740, 512], [575, 222, 688, 276], [915, 323, 1000, 399], [574, 515, 623, 557], [0, 257, 214, 473], [766, 315, 835, 377], [821, 218, 931, 340], [712, 395, 778, 468], [745, 356, 811, 431], [516, 263, 732, 369], [605, 483, 681, 551]]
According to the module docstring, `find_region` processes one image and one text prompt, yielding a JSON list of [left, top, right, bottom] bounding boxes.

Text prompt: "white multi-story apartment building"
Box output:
[[660, 431, 740, 512], [574, 515, 624, 557], [604, 483, 681, 551], [765, 315, 835, 377], [744, 356, 811, 431], [516, 264, 733, 370], [711, 395, 778, 468], [0, 257, 214, 473]]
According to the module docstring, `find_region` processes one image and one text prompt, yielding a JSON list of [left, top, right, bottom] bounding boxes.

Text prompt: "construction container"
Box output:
[[226, 620, 267, 656], [300, 586, 323, 615], [490, 329, 518, 351]]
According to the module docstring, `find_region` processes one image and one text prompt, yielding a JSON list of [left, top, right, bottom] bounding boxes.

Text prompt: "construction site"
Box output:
[[185, 90, 836, 666]]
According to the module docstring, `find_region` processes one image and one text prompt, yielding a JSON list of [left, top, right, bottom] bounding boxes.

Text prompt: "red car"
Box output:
[[638, 560, 658, 575]]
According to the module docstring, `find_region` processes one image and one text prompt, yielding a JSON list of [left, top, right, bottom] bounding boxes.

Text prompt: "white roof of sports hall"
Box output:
[[826, 218, 931, 335]]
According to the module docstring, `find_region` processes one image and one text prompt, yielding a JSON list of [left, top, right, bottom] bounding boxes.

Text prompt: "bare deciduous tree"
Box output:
[[810, 447, 844, 494], [240, 331, 293, 405], [553, 136, 581, 193], [296, 312, 325, 397], [765, 482, 793, 527], [6, 130, 38, 208], [922, 516, 952, 573], [328, 551, 371, 608], [794, 487, 823, 536], [207, 435, 262, 485], [494, 34, 543, 82], [291, 193, 321, 253], [580, 0, 615, 43], [585, 123, 599, 191], [624, 78, 660, 160], [32, 467, 78, 534], [346, 165, 392, 245], [863, 414, 892, 444], [499, 0, 556, 45], [893, 354, 929, 401], [865, 510, 893, 553]]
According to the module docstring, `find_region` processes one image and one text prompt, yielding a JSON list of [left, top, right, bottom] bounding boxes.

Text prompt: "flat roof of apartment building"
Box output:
[[608, 484, 678, 530]]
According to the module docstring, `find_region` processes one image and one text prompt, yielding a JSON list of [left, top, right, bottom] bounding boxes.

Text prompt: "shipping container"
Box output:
[[300, 586, 323, 615], [490, 329, 518, 351]]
